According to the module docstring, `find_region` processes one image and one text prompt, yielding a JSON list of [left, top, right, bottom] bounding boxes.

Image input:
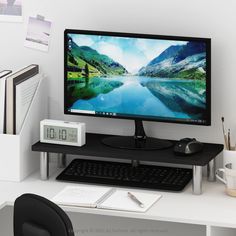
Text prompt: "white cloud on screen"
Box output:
[[135, 39, 165, 61], [73, 35, 94, 47], [135, 39, 187, 62], [96, 42, 123, 63], [122, 53, 148, 74], [95, 41, 148, 73]]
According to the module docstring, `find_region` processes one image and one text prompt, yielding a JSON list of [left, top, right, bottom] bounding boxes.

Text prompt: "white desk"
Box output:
[[0, 168, 236, 236]]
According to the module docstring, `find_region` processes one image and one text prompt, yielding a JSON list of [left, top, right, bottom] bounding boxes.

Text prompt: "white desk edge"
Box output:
[[0, 168, 235, 229]]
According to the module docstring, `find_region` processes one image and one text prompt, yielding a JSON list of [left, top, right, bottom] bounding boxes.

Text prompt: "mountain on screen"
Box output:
[[139, 42, 206, 80], [67, 38, 127, 78]]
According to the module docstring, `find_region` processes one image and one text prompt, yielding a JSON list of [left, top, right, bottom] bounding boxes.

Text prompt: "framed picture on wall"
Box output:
[[0, 0, 23, 22]]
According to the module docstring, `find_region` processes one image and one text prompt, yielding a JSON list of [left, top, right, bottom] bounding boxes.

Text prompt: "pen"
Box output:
[[127, 192, 145, 208]]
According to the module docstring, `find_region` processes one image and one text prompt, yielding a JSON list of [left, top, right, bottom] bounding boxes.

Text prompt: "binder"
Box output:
[[0, 76, 48, 181], [5, 64, 39, 134]]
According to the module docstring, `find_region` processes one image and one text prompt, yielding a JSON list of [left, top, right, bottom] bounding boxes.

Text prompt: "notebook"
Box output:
[[52, 185, 162, 213]]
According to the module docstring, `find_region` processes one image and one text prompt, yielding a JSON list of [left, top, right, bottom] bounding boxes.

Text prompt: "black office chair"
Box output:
[[14, 193, 74, 236]]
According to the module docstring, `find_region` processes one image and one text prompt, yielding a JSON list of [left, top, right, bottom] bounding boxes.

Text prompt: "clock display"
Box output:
[[43, 125, 78, 143]]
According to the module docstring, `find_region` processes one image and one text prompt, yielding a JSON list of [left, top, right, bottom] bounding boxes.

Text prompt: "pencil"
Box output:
[[228, 129, 231, 150], [221, 117, 228, 150]]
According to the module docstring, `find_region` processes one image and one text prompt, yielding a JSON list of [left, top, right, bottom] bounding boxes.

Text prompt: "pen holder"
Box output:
[[223, 150, 236, 170]]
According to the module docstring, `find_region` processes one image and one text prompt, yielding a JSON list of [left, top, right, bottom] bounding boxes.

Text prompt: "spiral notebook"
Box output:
[[52, 185, 162, 213]]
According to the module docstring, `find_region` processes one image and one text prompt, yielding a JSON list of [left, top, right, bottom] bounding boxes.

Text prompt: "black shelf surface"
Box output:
[[32, 133, 224, 166]]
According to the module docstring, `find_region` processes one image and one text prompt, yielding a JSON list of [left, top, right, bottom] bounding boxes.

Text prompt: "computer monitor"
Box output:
[[64, 29, 211, 150]]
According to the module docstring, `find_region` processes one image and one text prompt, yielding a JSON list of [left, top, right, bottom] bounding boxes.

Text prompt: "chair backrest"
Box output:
[[14, 193, 74, 236]]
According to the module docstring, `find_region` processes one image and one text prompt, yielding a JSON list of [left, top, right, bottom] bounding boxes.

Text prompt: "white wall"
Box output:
[[0, 0, 235, 144]]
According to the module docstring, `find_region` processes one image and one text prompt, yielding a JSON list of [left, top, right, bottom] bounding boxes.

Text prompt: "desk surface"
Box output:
[[32, 133, 224, 166], [0, 167, 235, 228]]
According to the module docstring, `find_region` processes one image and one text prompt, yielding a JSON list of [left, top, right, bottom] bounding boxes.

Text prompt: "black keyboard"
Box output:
[[56, 159, 192, 191]]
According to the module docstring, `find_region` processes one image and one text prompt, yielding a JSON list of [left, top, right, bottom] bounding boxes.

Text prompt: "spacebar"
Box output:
[[84, 175, 116, 180]]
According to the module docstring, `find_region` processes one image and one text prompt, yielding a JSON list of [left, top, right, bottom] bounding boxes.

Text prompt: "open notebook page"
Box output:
[[52, 185, 112, 208], [98, 189, 162, 213]]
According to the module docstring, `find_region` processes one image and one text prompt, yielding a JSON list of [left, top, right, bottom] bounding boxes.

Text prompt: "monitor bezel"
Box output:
[[64, 29, 211, 126]]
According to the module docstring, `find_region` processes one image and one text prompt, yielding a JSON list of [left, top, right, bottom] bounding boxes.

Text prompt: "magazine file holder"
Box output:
[[0, 76, 48, 181]]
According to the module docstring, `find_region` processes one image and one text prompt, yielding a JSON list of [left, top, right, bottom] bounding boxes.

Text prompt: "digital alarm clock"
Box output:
[[40, 119, 86, 146]]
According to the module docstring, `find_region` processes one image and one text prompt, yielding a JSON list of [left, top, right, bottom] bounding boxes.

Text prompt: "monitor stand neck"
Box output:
[[134, 120, 146, 140], [102, 120, 173, 150]]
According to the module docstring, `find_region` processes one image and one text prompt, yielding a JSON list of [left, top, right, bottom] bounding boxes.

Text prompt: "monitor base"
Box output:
[[102, 136, 173, 150]]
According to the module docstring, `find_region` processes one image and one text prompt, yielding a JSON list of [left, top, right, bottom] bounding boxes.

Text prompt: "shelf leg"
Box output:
[[131, 160, 140, 167], [207, 159, 216, 182], [40, 152, 49, 180], [58, 154, 67, 168], [192, 165, 203, 195]]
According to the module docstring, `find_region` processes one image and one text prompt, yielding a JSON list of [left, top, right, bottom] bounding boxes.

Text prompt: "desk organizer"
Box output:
[[0, 77, 48, 181]]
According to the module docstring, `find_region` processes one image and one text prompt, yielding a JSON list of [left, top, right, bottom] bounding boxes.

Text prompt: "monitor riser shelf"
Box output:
[[32, 133, 223, 195]]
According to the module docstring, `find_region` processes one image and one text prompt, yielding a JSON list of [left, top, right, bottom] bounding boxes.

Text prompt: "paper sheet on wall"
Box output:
[[24, 15, 52, 52]]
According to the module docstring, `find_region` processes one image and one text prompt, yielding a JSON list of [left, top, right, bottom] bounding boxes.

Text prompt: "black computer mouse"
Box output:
[[174, 138, 204, 155]]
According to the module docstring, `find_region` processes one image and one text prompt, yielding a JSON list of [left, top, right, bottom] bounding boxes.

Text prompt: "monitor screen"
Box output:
[[64, 30, 211, 125]]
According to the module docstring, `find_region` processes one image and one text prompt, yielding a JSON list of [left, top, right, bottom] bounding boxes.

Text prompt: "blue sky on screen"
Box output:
[[70, 34, 187, 73]]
